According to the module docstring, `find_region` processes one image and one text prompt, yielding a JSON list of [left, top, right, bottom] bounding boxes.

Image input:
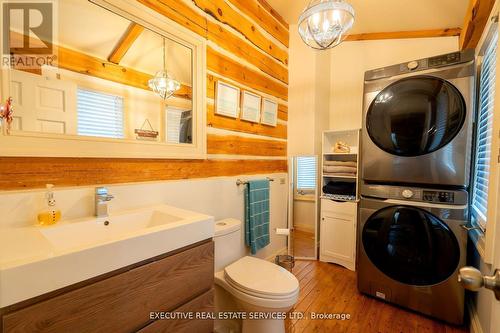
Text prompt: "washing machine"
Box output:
[[362, 50, 475, 188], [357, 184, 468, 324]]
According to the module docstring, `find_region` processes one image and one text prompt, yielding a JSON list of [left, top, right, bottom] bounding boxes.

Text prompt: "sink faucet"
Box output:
[[95, 187, 114, 217]]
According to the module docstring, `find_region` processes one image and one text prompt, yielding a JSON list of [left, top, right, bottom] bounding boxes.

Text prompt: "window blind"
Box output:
[[297, 156, 317, 190], [77, 88, 124, 139], [472, 29, 498, 228], [166, 108, 182, 143]]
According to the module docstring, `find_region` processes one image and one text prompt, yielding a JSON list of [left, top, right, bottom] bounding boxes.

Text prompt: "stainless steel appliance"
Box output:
[[358, 184, 468, 324], [362, 50, 475, 188]]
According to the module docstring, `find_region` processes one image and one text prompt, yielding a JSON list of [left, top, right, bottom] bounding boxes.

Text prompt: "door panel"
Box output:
[[362, 205, 460, 286], [9, 70, 77, 134], [321, 215, 355, 261], [366, 76, 466, 157]]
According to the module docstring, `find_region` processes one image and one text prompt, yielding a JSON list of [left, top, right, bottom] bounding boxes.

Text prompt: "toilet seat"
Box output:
[[223, 256, 299, 300]]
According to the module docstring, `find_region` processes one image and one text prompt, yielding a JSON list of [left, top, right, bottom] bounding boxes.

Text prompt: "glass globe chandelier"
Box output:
[[298, 0, 355, 50], [148, 38, 181, 99]]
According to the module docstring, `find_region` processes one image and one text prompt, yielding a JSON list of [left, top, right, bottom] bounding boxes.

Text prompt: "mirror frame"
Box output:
[[0, 0, 207, 159]]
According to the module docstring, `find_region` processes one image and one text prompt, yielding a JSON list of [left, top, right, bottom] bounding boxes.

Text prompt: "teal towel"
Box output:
[[245, 179, 270, 255]]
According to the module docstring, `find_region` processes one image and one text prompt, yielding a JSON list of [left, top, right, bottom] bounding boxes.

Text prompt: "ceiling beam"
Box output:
[[108, 23, 144, 64], [344, 28, 462, 42], [460, 0, 496, 50]]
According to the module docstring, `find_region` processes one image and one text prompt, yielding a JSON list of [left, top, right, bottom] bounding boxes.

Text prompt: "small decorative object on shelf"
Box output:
[[0, 97, 14, 134], [333, 141, 350, 153], [135, 119, 159, 141]]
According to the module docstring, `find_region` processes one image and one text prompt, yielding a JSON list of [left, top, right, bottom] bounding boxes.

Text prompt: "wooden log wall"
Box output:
[[0, 0, 289, 190]]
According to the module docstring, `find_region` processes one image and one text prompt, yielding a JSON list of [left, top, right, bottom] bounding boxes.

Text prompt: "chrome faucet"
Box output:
[[95, 187, 114, 217]]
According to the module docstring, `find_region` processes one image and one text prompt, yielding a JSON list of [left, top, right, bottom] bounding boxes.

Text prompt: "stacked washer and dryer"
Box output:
[[358, 50, 475, 324]]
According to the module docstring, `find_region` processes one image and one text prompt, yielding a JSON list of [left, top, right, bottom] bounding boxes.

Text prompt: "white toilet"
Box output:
[[214, 218, 299, 333]]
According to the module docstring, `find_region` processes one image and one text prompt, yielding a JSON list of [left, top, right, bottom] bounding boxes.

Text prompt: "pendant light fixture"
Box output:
[[298, 0, 355, 50], [148, 38, 181, 99]]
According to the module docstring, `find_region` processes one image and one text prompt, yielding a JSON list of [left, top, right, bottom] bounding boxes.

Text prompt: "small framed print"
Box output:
[[240, 91, 261, 123], [215, 81, 240, 118], [261, 98, 278, 127]]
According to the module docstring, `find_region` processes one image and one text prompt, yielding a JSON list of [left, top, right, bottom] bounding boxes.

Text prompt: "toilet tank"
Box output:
[[214, 219, 243, 272]]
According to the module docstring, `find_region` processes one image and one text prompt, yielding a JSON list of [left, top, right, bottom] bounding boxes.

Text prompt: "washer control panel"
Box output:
[[428, 52, 461, 68], [423, 190, 455, 203]]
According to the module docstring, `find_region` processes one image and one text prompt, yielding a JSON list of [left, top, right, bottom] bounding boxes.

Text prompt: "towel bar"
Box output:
[[236, 177, 275, 186]]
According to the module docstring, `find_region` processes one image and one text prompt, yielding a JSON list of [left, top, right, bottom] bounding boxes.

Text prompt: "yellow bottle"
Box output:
[[37, 184, 61, 226]]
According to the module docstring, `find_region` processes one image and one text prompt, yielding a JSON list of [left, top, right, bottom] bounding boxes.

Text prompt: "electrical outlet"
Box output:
[[280, 178, 286, 185]]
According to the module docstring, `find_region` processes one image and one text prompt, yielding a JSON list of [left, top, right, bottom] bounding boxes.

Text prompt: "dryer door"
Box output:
[[366, 75, 466, 157], [362, 205, 460, 286]]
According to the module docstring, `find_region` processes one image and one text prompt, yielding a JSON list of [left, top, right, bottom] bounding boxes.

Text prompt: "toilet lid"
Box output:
[[224, 256, 299, 297]]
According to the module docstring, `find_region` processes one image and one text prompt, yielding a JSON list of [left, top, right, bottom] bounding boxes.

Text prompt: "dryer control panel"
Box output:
[[423, 190, 455, 203]]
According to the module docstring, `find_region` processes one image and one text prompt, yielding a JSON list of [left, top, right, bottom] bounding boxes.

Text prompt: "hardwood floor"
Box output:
[[285, 260, 469, 333], [292, 229, 316, 258]]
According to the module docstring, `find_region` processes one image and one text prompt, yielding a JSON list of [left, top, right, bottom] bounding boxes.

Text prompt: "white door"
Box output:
[[9, 70, 77, 134]]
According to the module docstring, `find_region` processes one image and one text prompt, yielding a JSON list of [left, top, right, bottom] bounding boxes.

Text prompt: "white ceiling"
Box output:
[[266, 0, 469, 34]]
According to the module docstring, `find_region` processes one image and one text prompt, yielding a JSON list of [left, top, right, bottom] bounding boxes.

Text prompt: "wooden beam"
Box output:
[[460, 0, 496, 50], [0, 157, 287, 190], [207, 134, 286, 156], [345, 28, 462, 42], [207, 103, 287, 139], [108, 23, 145, 64], [9, 31, 192, 100]]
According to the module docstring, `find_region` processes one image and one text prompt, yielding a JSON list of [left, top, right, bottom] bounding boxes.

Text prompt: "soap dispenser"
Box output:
[[37, 184, 61, 226]]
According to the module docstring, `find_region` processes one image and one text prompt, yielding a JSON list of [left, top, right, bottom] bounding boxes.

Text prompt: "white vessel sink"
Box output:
[[0, 205, 214, 308]]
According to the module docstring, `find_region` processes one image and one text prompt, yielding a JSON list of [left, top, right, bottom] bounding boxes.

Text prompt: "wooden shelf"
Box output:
[[323, 152, 358, 156], [323, 174, 357, 179]]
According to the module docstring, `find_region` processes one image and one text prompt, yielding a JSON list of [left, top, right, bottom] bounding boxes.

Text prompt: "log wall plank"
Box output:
[[225, 0, 289, 47], [0, 158, 287, 190], [207, 48, 288, 101], [191, 0, 288, 65], [256, 0, 289, 29], [207, 134, 286, 156]]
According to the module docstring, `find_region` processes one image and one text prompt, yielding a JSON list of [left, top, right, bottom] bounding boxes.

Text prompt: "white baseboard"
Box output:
[[468, 300, 484, 333]]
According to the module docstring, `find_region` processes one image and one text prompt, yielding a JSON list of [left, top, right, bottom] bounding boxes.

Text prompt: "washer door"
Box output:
[[362, 206, 460, 286], [366, 75, 466, 157]]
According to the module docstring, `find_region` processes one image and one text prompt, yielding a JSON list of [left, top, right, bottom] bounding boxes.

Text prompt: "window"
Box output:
[[77, 88, 124, 139], [296, 156, 317, 192], [472, 29, 498, 229], [166, 107, 192, 144]]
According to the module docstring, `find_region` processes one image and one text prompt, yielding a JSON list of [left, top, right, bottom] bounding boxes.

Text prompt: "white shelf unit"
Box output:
[[319, 129, 360, 271]]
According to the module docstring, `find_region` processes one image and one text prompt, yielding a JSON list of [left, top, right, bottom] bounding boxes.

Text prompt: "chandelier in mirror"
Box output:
[[298, 0, 355, 50], [148, 38, 181, 99]]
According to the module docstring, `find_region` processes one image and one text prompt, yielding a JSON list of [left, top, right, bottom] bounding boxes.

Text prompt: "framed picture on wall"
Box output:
[[261, 98, 278, 127], [240, 91, 261, 123], [215, 81, 240, 118]]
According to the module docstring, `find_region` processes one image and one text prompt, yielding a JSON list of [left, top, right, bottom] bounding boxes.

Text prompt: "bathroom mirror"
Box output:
[[0, 0, 206, 158], [288, 155, 318, 259]]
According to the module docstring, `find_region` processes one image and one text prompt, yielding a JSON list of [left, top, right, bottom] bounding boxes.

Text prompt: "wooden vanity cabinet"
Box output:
[[0, 240, 214, 333]]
